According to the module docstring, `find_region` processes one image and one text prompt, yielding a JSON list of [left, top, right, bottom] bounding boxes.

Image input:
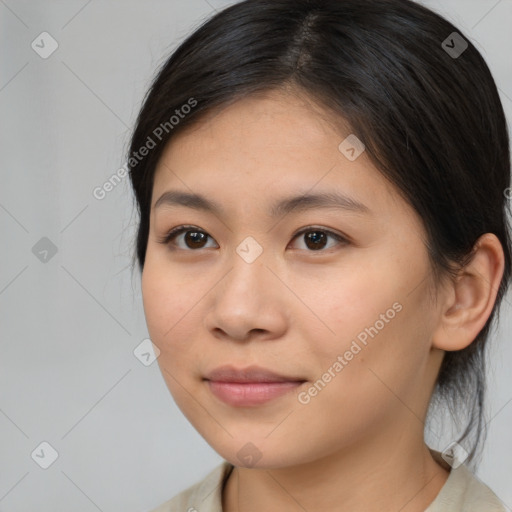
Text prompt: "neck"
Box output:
[[222, 423, 450, 512]]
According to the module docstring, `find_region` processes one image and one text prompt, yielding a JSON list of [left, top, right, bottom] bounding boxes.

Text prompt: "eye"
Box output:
[[289, 226, 349, 252], [157, 225, 218, 250], [158, 225, 348, 252]]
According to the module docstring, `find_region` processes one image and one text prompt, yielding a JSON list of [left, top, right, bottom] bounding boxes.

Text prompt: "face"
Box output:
[[141, 88, 445, 469]]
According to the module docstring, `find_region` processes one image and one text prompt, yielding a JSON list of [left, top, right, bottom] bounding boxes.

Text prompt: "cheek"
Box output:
[[293, 306, 428, 444], [304, 267, 395, 347], [141, 266, 171, 340], [300, 261, 430, 389], [141, 260, 196, 362], [142, 252, 193, 331], [141, 270, 200, 407]]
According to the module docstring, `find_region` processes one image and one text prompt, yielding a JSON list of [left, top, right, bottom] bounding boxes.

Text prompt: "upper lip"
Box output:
[[204, 364, 306, 383]]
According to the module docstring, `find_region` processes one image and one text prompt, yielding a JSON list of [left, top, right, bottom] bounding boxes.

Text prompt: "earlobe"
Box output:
[[432, 233, 505, 352]]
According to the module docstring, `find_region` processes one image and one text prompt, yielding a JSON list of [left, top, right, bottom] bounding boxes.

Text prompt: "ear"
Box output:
[[432, 233, 505, 352]]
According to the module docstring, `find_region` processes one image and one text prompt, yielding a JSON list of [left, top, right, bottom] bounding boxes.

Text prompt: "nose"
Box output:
[[203, 247, 289, 343]]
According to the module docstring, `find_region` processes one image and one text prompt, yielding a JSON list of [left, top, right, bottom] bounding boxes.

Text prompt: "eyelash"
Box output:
[[157, 225, 349, 252]]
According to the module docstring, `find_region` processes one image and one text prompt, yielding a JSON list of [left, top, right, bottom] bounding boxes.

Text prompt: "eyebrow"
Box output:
[[153, 190, 371, 217]]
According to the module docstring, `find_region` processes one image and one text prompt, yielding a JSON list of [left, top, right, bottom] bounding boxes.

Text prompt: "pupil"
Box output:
[[306, 231, 326, 250], [186, 231, 206, 248]]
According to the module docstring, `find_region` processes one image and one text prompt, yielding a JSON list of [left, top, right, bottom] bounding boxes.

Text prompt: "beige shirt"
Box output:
[[148, 450, 506, 512]]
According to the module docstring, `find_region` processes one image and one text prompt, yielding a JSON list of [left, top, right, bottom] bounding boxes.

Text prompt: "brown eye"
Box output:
[[304, 230, 328, 250], [158, 226, 218, 250], [183, 231, 209, 249], [290, 227, 348, 252], [158, 225, 348, 252]]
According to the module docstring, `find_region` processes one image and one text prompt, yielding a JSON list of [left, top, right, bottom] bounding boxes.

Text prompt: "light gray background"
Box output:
[[1, 1, 511, 511]]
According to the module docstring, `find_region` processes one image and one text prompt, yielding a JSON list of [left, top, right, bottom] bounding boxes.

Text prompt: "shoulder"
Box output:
[[426, 451, 506, 512], [146, 461, 235, 512]]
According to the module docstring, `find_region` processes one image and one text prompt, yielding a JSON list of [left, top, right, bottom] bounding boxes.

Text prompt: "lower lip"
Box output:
[[206, 380, 305, 406]]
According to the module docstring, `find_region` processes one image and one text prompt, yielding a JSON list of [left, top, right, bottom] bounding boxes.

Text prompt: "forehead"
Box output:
[[162, 88, 345, 156], [151, 90, 412, 223]]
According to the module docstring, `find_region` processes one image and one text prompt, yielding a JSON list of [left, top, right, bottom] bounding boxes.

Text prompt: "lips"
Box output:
[[203, 364, 305, 383], [203, 365, 307, 407]]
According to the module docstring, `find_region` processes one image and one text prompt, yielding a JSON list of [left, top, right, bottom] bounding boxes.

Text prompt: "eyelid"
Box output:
[[291, 225, 349, 242]]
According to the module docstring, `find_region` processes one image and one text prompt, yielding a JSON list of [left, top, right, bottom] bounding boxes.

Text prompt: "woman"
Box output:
[[128, 0, 511, 510]]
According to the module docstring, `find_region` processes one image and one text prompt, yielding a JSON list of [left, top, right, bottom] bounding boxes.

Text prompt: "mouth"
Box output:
[[205, 380, 306, 406], [203, 364, 306, 383], [203, 364, 307, 407]]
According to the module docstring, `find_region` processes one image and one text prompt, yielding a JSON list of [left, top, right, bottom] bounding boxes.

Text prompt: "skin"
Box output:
[[141, 87, 505, 512]]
